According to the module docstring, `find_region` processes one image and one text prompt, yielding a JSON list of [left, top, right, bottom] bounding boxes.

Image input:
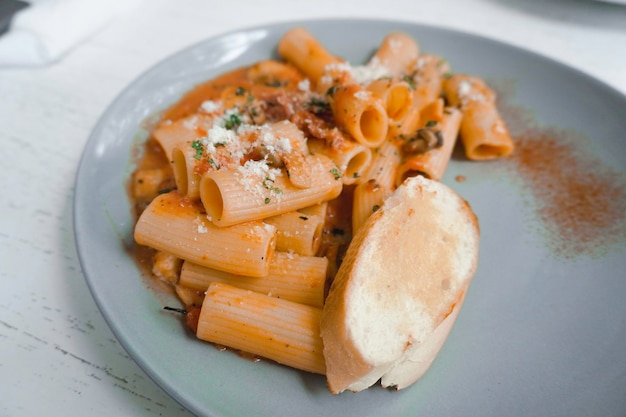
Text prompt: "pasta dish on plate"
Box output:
[[128, 27, 512, 392]]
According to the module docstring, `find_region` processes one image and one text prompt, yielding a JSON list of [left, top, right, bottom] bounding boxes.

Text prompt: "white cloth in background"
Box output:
[[0, 0, 140, 67]]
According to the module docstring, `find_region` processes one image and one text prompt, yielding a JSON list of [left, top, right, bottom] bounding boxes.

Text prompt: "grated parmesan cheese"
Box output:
[[200, 100, 222, 113], [200, 125, 237, 153], [354, 90, 371, 101], [236, 158, 283, 202], [193, 216, 209, 234], [350, 62, 390, 84], [183, 115, 199, 130], [319, 74, 333, 87], [275, 137, 293, 154], [251, 124, 293, 157], [298, 78, 311, 92], [457, 80, 487, 105], [458, 81, 472, 98]]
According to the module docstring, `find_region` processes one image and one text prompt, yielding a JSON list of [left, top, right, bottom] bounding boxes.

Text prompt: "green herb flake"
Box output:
[[402, 75, 416, 90], [235, 86, 247, 96], [262, 177, 282, 195], [191, 140, 204, 160], [224, 113, 242, 130], [306, 98, 330, 113], [299, 216, 309, 221], [264, 197, 271, 204], [425, 120, 438, 127], [265, 79, 282, 88], [330, 168, 343, 180]]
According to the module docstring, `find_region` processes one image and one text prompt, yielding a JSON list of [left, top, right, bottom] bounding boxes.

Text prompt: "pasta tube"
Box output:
[[298, 201, 328, 219], [153, 114, 215, 158], [389, 54, 449, 140], [396, 106, 462, 184], [264, 211, 325, 256], [246, 59, 305, 88], [366, 78, 413, 127], [200, 154, 343, 227], [171, 142, 203, 199], [180, 252, 328, 307], [352, 181, 392, 235], [134, 192, 276, 277], [442, 74, 514, 160], [306, 138, 372, 186], [196, 282, 326, 375], [369, 32, 420, 77], [131, 167, 170, 204], [331, 84, 389, 148], [352, 141, 401, 233], [277, 27, 342, 82]]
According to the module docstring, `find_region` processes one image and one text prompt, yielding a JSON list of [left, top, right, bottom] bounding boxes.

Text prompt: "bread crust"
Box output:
[[320, 176, 479, 394]]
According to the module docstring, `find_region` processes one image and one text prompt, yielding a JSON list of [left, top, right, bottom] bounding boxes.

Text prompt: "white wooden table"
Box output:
[[1, 1, 625, 416]]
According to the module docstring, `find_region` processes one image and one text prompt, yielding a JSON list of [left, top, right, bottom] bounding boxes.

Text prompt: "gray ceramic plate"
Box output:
[[74, 19, 626, 417]]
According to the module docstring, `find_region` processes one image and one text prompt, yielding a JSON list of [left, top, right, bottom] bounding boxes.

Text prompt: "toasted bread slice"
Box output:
[[320, 175, 479, 393]]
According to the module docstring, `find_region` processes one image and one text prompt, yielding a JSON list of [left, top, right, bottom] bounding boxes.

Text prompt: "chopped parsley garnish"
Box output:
[[326, 85, 338, 96], [235, 86, 246, 96], [402, 75, 416, 90], [191, 140, 204, 160], [299, 216, 309, 221], [265, 79, 282, 87], [330, 168, 343, 180], [306, 98, 330, 113], [353, 172, 360, 178], [372, 204, 381, 212], [224, 112, 242, 130], [425, 120, 438, 127], [264, 197, 271, 204], [262, 177, 283, 195]]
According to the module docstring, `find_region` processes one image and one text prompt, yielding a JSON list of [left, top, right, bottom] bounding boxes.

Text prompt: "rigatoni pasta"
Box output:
[[134, 192, 276, 277], [200, 153, 342, 227], [197, 282, 326, 375], [129, 27, 513, 381], [443, 74, 514, 160], [180, 252, 327, 308]]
